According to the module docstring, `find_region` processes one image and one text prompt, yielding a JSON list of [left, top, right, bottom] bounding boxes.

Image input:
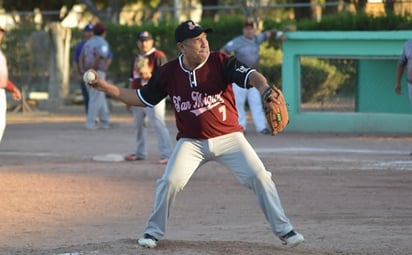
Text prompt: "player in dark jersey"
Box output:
[[125, 31, 172, 164], [87, 20, 304, 249]]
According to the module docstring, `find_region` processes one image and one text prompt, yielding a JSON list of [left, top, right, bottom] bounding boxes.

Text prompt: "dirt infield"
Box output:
[[1, 109, 412, 255]]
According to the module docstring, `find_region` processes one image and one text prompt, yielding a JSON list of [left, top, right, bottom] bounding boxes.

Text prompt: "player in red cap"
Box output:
[[79, 22, 114, 129], [73, 23, 94, 114]]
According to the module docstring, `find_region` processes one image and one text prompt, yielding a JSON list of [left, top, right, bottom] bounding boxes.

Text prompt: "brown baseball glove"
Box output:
[[262, 86, 289, 135]]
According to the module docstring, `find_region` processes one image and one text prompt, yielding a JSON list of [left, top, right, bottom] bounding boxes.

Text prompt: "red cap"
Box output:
[[243, 20, 255, 28], [93, 23, 106, 35]]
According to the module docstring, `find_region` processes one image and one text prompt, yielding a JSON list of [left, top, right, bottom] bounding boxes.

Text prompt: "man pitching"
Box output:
[[85, 20, 304, 249]]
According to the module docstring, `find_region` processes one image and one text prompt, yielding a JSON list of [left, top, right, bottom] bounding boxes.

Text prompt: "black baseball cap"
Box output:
[[137, 31, 153, 41], [174, 20, 212, 43]]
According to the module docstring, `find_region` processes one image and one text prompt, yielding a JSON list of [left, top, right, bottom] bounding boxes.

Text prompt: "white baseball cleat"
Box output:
[[279, 230, 304, 247], [138, 233, 158, 248]]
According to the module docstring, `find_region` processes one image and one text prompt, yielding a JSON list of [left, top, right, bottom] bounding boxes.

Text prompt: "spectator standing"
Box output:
[[73, 23, 94, 114], [0, 26, 22, 143], [220, 18, 286, 135], [124, 31, 172, 163], [79, 22, 113, 130]]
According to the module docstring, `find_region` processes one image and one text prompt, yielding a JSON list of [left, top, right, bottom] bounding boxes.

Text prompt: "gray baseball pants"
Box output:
[[142, 131, 294, 240], [131, 98, 172, 160], [85, 71, 111, 129]]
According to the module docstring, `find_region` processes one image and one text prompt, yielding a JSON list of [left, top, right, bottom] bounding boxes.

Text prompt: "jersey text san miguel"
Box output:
[[138, 52, 255, 139]]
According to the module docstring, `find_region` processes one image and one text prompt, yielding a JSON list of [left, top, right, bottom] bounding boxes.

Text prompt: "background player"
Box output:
[[79, 22, 113, 129], [395, 38, 412, 109], [220, 18, 286, 135], [124, 31, 172, 163], [0, 25, 22, 144], [73, 23, 94, 114], [394, 37, 412, 155]]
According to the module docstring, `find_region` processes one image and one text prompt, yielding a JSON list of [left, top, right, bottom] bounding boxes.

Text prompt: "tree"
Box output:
[[383, 0, 395, 13], [292, 0, 313, 21], [77, 0, 126, 23], [1, 0, 77, 11], [0, 0, 141, 24], [77, 0, 167, 24], [343, 0, 367, 12], [1, 0, 77, 22], [201, 0, 219, 19], [324, 0, 341, 15]]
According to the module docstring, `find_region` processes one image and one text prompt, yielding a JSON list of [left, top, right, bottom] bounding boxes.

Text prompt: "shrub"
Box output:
[[300, 57, 346, 104]]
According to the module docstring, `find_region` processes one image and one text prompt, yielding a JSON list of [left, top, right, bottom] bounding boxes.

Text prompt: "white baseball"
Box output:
[[83, 71, 96, 84]]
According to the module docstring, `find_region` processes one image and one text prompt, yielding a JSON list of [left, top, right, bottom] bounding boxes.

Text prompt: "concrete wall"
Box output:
[[282, 31, 412, 133], [357, 59, 410, 113]]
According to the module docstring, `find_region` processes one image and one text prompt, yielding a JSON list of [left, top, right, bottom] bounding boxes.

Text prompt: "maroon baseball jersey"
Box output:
[[130, 48, 167, 81], [138, 51, 255, 140]]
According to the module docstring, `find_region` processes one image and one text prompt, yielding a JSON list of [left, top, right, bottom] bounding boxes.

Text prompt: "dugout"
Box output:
[[282, 31, 412, 133]]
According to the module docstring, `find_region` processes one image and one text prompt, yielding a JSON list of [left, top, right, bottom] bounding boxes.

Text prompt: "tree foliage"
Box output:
[[1, 0, 77, 11]]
